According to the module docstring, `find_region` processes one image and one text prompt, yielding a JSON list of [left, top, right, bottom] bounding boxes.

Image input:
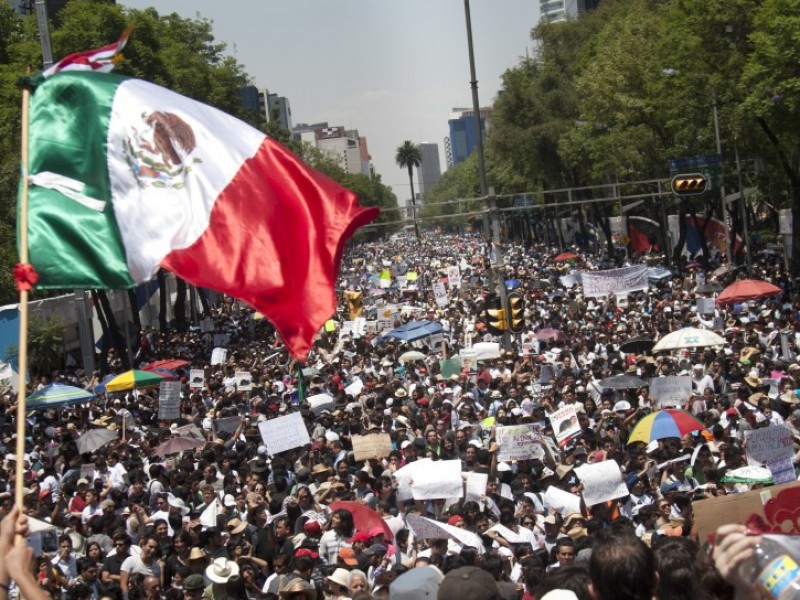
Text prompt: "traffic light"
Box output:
[[506, 292, 525, 334], [671, 173, 708, 195], [484, 296, 507, 334]]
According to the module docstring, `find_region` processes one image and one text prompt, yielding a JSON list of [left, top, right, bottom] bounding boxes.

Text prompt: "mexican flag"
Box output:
[[22, 71, 378, 360]]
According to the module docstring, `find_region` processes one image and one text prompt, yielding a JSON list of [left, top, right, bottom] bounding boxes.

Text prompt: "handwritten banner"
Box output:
[[351, 433, 393, 461], [257, 413, 311, 456], [210, 347, 227, 366], [158, 381, 181, 420], [575, 459, 628, 507], [649, 376, 692, 408], [549, 405, 581, 444], [580, 265, 649, 298], [496, 424, 544, 462], [433, 282, 449, 308], [746, 425, 794, 482], [213, 416, 241, 436]]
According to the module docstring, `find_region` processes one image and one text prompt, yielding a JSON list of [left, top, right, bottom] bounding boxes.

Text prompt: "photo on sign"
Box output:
[[189, 369, 205, 389], [235, 371, 253, 391]]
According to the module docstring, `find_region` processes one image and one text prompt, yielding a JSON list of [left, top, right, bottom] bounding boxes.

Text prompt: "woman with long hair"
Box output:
[[319, 509, 354, 565]]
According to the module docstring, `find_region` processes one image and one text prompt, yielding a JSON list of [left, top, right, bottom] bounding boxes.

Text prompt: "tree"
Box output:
[[28, 315, 64, 378], [395, 141, 422, 241]]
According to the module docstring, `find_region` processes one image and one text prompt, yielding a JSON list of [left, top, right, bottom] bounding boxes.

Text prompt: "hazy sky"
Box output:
[[120, 1, 538, 199]]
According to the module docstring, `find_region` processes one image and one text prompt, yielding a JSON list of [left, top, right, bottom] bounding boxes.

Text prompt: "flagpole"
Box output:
[[15, 81, 32, 526]]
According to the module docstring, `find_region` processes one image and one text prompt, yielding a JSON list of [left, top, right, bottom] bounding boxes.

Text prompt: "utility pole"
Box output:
[[463, 0, 510, 350], [712, 93, 733, 264], [734, 140, 752, 270]]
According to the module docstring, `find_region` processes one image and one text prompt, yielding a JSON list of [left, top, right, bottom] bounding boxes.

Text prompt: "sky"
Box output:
[[120, 1, 539, 200]]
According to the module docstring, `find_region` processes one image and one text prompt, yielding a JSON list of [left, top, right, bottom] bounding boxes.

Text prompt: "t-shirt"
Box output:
[[120, 554, 161, 579]]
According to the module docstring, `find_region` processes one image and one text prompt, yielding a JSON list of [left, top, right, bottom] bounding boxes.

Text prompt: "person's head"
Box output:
[[535, 565, 592, 600], [331, 508, 354, 536], [555, 538, 576, 566], [588, 531, 657, 600], [77, 557, 98, 582], [85, 541, 103, 562], [143, 575, 162, 599], [652, 537, 703, 600], [348, 569, 368, 597], [140, 534, 160, 561], [274, 516, 293, 540], [58, 534, 73, 556]]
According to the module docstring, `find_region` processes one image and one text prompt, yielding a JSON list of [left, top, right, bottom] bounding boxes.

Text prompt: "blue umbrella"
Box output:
[[505, 278, 521, 290], [27, 382, 96, 411], [379, 320, 444, 344], [92, 374, 117, 395]]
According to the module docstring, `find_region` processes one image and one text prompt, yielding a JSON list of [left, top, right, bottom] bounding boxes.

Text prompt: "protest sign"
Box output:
[[174, 424, 205, 441], [210, 347, 227, 365], [189, 369, 205, 390], [433, 282, 449, 308], [543, 486, 582, 517], [439, 357, 461, 379], [411, 459, 463, 500], [80, 464, 95, 481], [200, 499, 223, 528], [465, 472, 488, 511], [574, 459, 628, 507], [549, 405, 580, 444], [258, 413, 311, 455], [351, 433, 393, 461], [649, 376, 692, 408], [496, 424, 544, 462], [394, 458, 431, 501], [745, 425, 795, 483], [488, 523, 537, 546], [158, 381, 181, 420], [446, 265, 462, 289], [307, 393, 335, 415], [697, 297, 715, 315], [344, 377, 364, 397], [580, 265, 649, 298], [459, 349, 478, 373], [407, 514, 484, 551], [235, 371, 253, 391], [213, 416, 241, 436], [763, 378, 780, 400]]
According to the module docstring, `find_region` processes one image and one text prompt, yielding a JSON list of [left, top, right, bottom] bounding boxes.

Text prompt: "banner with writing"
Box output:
[[158, 381, 181, 420], [351, 433, 393, 461], [542, 486, 582, 516], [210, 347, 227, 366], [258, 413, 311, 455], [580, 265, 649, 298], [649, 376, 692, 408], [745, 425, 795, 483], [496, 424, 544, 462], [574, 459, 628, 507], [213, 416, 241, 436]]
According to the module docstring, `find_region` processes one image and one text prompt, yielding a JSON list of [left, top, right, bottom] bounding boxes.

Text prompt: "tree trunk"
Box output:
[[157, 269, 168, 331], [408, 166, 421, 242], [174, 278, 188, 332]]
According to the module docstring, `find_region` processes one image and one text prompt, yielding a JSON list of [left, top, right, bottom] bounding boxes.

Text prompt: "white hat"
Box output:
[[613, 400, 631, 412], [401, 440, 412, 450], [390, 566, 443, 600], [205, 557, 239, 584], [541, 590, 579, 600], [326, 567, 351, 589], [223, 494, 236, 508], [324, 431, 340, 442], [167, 495, 190, 516]]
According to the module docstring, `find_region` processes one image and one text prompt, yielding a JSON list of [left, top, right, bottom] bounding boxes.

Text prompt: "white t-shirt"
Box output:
[[120, 553, 161, 579]]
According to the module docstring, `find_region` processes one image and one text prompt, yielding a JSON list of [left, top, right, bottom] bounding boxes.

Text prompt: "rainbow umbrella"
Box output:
[[627, 409, 705, 445], [100, 369, 164, 393]]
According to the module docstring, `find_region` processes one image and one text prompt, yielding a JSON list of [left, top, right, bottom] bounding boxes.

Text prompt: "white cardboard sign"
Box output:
[[574, 459, 628, 507], [257, 413, 311, 455]]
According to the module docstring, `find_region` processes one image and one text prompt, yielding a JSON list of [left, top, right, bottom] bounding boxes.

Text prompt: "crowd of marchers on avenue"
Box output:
[[0, 231, 796, 600]]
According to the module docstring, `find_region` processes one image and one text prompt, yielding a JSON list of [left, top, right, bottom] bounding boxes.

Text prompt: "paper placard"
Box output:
[[351, 433, 393, 461], [465, 472, 488, 511], [446, 266, 462, 289], [433, 282, 449, 308], [697, 297, 716, 315], [307, 393, 335, 415], [344, 377, 364, 397], [542, 486, 582, 516], [258, 412, 311, 455], [459, 349, 478, 373], [649, 376, 692, 408], [213, 416, 241, 436], [235, 371, 253, 391], [394, 458, 431, 501], [158, 381, 181, 420], [496, 424, 544, 462], [211, 347, 227, 366], [407, 513, 484, 551], [745, 425, 794, 468], [80, 463, 96, 481], [410, 459, 463, 500], [768, 457, 796, 484], [174, 424, 205, 441], [574, 459, 628, 507], [549, 405, 580, 444], [488, 523, 537, 546], [189, 369, 205, 390]]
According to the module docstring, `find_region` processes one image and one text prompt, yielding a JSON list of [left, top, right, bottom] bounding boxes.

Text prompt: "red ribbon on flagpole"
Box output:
[[13, 262, 39, 291]]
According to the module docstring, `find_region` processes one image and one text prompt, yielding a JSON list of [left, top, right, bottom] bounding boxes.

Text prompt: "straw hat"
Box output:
[[744, 375, 763, 389], [189, 547, 206, 561], [780, 390, 799, 405], [205, 557, 239, 584], [279, 578, 317, 599], [326, 568, 351, 589]]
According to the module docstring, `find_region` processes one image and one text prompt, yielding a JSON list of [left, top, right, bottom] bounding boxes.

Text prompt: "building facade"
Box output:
[[267, 93, 292, 131], [539, 0, 601, 23], [417, 142, 442, 197], [448, 107, 491, 166]]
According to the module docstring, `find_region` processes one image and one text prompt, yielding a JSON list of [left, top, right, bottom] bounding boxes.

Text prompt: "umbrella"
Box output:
[[721, 466, 773, 485], [146, 368, 179, 381], [627, 409, 705, 445], [329, 501, 393, 541], [153, 436, 206, 458], [716, 279, 783, 304], [379, 320, 444, 344], [399, 350, 426, 364], [27, 383, 95, 411], [555, 252, 579, 262], [600, 374, 646, 390], [619, 336, 655, 355], [142, 359, 189, 372], [76, 428, 118, 454], [694, 281, 723, 294], [529, 280, 550, 290], [98, 369, 164, 393], [535, 329, 568, 343], [505, 278, 521, 290], [652, 328, 726, 352]]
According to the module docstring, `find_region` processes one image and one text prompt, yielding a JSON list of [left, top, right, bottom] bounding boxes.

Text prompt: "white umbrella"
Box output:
[[76, 428, 118, 454], [652, 328, 726, 352], [398, 350, 426, 364]]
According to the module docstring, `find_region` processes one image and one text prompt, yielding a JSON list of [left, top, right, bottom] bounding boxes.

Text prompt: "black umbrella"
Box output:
[[529, 280, 550, 290], [695, 281, 723, 294], [619, 336, 655, 355], [600, 374, 647, 390]]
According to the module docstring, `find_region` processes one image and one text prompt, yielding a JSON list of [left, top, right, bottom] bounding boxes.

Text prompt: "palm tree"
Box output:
[[395, 140, 422, 241]]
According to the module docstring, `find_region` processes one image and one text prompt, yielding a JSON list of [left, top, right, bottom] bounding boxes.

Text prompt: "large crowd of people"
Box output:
[[0, 232, 797, 600]]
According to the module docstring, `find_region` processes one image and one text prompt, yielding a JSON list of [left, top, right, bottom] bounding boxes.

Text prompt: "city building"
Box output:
[[293, 122, 329, 146], [444, 137, 453, 169], [314, 126, 371, 176], [267, 93, 292, 131], [448, 107, 491, 166], [238, 84, 266, 120], [417, 142, 442, 197], [9, 0, 112, 26], [539, 0, 601, 24]]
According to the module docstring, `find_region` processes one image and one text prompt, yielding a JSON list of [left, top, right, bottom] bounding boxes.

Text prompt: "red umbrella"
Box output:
[[535, 329, 568, 343], [147, 368, 179, 381], [716, 279, 782, 304], [143, 359, 190, 371], [554, 252, 579, 262], [329, 501, 393, 541]]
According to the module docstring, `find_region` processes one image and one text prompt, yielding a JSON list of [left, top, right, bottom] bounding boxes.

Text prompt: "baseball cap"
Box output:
[[364, 543, 387, 556], [338, 547, 358, 566]]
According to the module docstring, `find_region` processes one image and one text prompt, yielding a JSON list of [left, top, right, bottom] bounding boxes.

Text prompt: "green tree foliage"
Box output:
[[28, 314, 64, 377], [395, 141, 422, 241]]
